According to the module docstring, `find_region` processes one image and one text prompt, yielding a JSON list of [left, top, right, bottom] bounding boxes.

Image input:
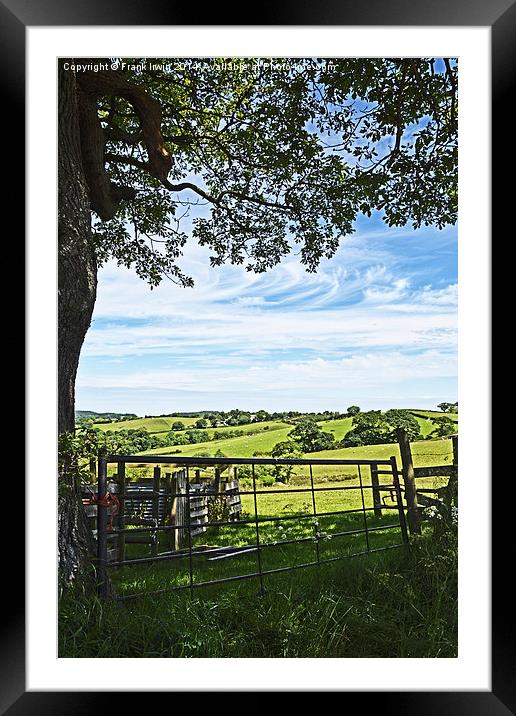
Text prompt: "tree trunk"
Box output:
[[58, 62, 97, 434], [58, 61, 98, 585]]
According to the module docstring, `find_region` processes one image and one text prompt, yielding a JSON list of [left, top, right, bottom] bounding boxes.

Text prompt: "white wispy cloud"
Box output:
[[80, 349, 456, 396], [78, 220, 458, 412]]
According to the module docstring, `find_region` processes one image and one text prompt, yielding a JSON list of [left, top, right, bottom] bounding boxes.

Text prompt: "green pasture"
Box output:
[[111, 474, 404, 600], [409, 409, 458, 422], [316, 416, 353, 439], [94, 415, 200, 433], [65, 414, 457, 659], [110, 434, 453, 600], [96, 416, 291, 438], [134, 435, 453, 482], [60, 521, 458, 658], [140, 424, 293, 457]]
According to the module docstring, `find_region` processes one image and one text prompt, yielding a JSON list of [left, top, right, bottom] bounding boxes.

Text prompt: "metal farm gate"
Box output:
[[93, 454, 409, 601]]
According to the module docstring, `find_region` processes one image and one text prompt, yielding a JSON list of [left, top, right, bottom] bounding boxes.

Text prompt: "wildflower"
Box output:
[[281, 533, 287, 539]]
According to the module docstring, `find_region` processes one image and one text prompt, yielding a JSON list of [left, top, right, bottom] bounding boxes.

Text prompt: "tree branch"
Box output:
[[75, 61, 172, 220]]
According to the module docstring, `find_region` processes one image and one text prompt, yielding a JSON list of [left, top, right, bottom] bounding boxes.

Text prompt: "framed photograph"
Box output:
[[8, 0, 506, 710]]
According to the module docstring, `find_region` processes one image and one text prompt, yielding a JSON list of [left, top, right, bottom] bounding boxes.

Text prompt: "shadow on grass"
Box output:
[[112, 508, 405, 599]]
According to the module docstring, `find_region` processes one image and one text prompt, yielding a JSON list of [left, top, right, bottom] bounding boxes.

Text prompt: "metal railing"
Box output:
[[97, 454, 409, 600]]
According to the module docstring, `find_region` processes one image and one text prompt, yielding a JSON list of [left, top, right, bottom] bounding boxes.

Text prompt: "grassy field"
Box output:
[[93, 410, 454, 440], [141, 424, 293, 457], [61, 409, 458, 658], [95, 416, 292, 441], [132, 436, 453, 482], [110, 474, 405, 599], [93, 415, 201, 433], [59, 521, 457, 657], [409, 409, 458, 422], [105, 434, 453, 601], [305, 438, 453, 477]]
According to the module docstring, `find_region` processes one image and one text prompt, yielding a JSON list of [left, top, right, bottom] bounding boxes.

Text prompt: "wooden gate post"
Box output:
[[397, 428, 421, 535], [116, 461, 126, 567], [214, 467, 221, 495], [163, 471, 171, 543], [151, 466, 161, 556], [446, 434, 459, 507], [97, 450, 109, 598], [370, 463, 382, 518], [169, 472, 179, 551]]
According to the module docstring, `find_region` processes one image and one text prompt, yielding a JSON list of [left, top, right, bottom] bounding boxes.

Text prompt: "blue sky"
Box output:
[[76, 208, 457, 415]]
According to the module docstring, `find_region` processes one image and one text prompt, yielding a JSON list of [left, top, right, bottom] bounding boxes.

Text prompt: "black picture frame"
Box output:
[[7, 0, 505, 711]]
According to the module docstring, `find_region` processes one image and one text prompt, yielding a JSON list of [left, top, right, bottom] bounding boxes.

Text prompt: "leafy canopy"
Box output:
[[90, 57, 457, 286], [343, 409, 422, 447], [288, 418, 336, 453], [430, 415, 457, 437]]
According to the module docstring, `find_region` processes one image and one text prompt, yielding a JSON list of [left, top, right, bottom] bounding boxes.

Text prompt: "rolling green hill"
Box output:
[[77, 410, 137, 421], [133, 436, 454, 495], [94, 415, 200, 433], [317, 416, 353, 440], [89, 407, 456, 486], [141, 424, 293, 457], [409, 409, 458, 422], [318, 413, 451, 440], [96, 417, 291, 440]]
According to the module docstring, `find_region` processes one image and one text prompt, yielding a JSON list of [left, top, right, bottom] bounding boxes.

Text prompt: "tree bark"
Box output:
[[57, 62, 172, 587], [58, 61, 98, 584], [58, 62, 97, 434]]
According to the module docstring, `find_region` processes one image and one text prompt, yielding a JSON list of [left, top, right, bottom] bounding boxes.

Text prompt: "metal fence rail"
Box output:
[[96, 454, 409, 600]]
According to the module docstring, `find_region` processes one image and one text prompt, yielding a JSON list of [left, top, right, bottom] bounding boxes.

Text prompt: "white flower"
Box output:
[[424, 506, 438, 519]]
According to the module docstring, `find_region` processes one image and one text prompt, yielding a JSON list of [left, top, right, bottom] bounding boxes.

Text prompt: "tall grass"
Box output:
[[59, 524, 457, 658]]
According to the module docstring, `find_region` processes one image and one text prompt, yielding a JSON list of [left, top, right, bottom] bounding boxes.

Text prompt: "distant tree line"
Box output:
[[76, 426, 251, 453], [80, 406, 367, 431]]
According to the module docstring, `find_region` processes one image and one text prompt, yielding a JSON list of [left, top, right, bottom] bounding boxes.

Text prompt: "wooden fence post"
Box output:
[[214, 467, 221, 496], [169, 472, 179, 551], [152, 466, 161, 556], [116, 461, 126, 567], [446, 434, 459, 507], [397, 428, 421, 535], [370, 463, 382, 518], [97, 450, 109, 598]]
